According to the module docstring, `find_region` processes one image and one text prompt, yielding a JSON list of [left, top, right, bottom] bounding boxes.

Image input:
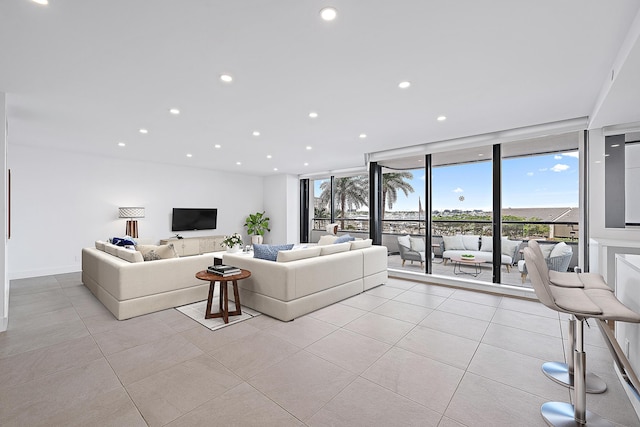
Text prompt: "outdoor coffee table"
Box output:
[[450, 256, 483, 277], [195, 269, 251, 323]]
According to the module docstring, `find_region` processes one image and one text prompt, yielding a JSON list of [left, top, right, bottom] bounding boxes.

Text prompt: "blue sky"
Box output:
[[314, 151, 580, 212]]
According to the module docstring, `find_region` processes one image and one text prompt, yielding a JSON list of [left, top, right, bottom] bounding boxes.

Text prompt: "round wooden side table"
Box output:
[[195, 269, 251, 324]]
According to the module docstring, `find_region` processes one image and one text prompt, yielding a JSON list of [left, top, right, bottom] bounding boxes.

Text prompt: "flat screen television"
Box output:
[[171, 208, 218, 231]]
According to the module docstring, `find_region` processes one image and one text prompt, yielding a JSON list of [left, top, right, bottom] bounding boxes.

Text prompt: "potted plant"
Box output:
[[244, 211, 270, 245], [221, 233, 243, 253]]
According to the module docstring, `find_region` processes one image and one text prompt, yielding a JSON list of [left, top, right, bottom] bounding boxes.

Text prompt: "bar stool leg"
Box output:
[[542, 317, 607, 394], [541, 318, 612, 426]]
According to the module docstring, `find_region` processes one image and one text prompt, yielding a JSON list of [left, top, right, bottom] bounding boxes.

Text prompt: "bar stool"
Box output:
[[524, 246, 640, 426], [527, 240, 609, 394]]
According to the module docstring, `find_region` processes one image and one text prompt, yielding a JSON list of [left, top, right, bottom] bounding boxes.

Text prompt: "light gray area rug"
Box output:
[[176, 297, 261, 331]]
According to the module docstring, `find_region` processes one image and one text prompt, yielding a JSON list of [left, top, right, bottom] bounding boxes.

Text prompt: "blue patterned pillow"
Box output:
[[253, 244, 294, 261], [334, 234, 355, 244]]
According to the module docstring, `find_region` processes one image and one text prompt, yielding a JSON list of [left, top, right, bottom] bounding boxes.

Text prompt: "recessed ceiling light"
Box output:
[[236, 161, 242, 165], [214, 144, 221, 149], [595, 160, 602, 164], [118, 142, 126, 147], [186, 153, 192, 158], [359, 133, 367, 139], [320, 7, 337, 21], [169, 108, 180, 115], [304, 162, 309, 166], [306, 146, 312, 150], [252, 131, 260, 136], [478, 154, 484, 157], [398, 81, 411, 89], [266, 155, 272, 159], [309, 112, 318, 118], [139, 128, 148, 134], [220, 74, 233, 83], [437, 115, 447, 121], [611, 144, 620, 147], [274, 168, 278, 171], [604, 154, 610, 157], [32, 0, 48, 5]]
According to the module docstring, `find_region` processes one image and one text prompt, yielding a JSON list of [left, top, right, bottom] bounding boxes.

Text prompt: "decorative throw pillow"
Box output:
[[397, 235, 411, 249], [442, 235, 465, 251], [135, 244, 178, 261], [550, 241, 572, 258], [317, 235, 338, 246], [253, 244, 295, 261], [462, 235, 480, 251], [409, 237, 425, 252], [112, 237, 137, 247], [480, 236, 493, 252], [334, 234, 355, 244]]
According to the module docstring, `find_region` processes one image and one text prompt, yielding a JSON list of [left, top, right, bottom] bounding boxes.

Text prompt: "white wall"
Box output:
[[263, 174, 299, 245], [7, 145, 265, 279], [588, 128, 640, 282], [1, 93, 7, 331]]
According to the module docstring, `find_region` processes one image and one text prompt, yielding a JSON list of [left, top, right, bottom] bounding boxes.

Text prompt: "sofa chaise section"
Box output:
[[82, 246, 214, 320]]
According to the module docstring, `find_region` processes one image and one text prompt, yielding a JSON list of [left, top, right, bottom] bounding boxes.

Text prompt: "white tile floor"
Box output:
[[1, 273, 638, 426]]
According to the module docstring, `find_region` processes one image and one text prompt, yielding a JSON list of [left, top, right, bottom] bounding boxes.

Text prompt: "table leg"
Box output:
[[227, 280, 242, 316], [205, 281, 215, 319], [222, 280, 229, 323]]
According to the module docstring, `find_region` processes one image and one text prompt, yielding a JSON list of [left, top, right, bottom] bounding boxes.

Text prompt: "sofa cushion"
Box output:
[[409, 237, 425, 252], [136, 244, 178, 261], [253, 244, 295, 261], [397, 235, 411, 249], [104, 242, 119, 256], [462, 235, 480, 251], [334, 234, 355, 244], [501, 238, 522, 258], [480, 236, 492, 252], [350, 239, 372, 250], [443, 235, 465, 251], [116, 247, 144, 263], [317, 235, 338, 246], [95, 240, 107, 251], [320, 242, 351, 256], [277, 246, 321, 262], [540, 243, 555, 259], [550, 241, 572, 258]]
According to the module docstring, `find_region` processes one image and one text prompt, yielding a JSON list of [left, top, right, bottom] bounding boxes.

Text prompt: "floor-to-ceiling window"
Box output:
[[301, 131, 582, 289]]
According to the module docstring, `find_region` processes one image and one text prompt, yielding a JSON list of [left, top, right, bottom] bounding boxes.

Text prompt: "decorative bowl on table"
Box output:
[[461, 254, 475, 260]]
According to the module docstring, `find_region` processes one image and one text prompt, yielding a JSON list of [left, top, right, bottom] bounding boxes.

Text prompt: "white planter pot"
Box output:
[[226, 245, 241, 253], [251, 235, 263, 245]]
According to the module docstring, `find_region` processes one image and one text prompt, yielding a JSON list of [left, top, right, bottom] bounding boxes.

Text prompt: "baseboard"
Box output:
[[9, 265, 80, 280], [0, 316, 7, 332]]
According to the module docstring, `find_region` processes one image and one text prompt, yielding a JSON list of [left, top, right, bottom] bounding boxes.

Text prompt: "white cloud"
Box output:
[[539, 168, 548, 172], [526, 172, 534, 176], [562, 151, 579, 158], [419, 173, 425, 181], [453, 187, 464, 193], [554, 155, 562, 160], [551, 163, 570, 172]]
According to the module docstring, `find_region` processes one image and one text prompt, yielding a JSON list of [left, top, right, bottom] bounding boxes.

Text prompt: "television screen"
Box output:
[[171, 208, 218, 231]]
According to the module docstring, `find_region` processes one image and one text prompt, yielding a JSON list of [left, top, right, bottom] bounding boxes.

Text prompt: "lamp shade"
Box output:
[[326, 223, 338, 235], [118, 207, 145, 218]]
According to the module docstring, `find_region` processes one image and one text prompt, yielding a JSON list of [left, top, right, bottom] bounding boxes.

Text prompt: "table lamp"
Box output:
[[118, 207, 145, 238]]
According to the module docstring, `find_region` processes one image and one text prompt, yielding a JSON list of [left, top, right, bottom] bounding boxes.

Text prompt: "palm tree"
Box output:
[[382, 172, 415, 218], [319, 176, 368, 229]]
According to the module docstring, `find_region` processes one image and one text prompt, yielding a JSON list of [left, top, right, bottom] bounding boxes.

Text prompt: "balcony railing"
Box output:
[[313, 218, 579, 242]]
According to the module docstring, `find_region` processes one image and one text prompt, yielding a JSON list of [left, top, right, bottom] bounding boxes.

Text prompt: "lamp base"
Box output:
[[125, 220, 139, 238]]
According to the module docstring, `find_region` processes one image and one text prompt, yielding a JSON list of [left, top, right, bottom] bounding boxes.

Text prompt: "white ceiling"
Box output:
[[2, 0, 640, 177]]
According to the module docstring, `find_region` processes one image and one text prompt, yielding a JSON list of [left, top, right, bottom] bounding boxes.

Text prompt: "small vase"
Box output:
[[251, 235, 263, 245], [226, 245, 240, 253]]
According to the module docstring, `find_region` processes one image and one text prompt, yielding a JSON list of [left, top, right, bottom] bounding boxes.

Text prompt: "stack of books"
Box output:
[[207, 264, 241, 276]]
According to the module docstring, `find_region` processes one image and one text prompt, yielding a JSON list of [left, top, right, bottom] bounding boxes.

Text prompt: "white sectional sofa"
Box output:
[[82, 241, 215, 320], [223, 239, 388, 321], [440, 235, 521, 271]]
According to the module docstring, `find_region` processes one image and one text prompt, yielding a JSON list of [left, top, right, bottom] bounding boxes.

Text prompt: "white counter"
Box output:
[[615, 253, 640, 418]]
